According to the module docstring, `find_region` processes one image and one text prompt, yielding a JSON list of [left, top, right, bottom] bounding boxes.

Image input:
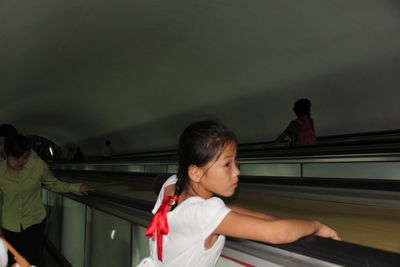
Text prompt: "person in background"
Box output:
[[102, 140, 113, 159], [274, 98, 316, 146], [0, 125, 18, 161], [65, 147, 74, 161], [138, 120, 339, 267], [73, 147, 84, 161], [0, 134, 94, 266]]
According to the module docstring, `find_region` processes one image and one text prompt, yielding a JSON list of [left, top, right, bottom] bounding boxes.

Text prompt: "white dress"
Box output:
[[138, 175, 231, 267]]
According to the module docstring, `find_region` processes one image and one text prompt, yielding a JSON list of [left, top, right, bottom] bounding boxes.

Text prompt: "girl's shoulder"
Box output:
[[161, 175, 178, 195], [159, 174, 178, 196], [174, 197, 228, 217], [185, 196, 225, 206], [164, 174, 178, 186], [152, 175, 178, 214], [170, 197, 231, 234]]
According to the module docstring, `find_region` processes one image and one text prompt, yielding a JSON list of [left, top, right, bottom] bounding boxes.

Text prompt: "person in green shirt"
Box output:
[[0, 134, 93, 266]]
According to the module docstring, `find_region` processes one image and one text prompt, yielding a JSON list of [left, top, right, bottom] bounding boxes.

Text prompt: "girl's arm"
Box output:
[[228, 205, 276, 221], [214, 211, 339, 244]]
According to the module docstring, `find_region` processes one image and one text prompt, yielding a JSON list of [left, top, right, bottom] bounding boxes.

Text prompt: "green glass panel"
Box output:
[[167, 164, 178, 173], [131, 225, 149, 266], [144, 165, 167, 173], [304, 162, 400, 179], [239, 163, 301, 177], [62, 198, 86, 267], [47, 191, 63, 250], [85, 208, 131, 267]]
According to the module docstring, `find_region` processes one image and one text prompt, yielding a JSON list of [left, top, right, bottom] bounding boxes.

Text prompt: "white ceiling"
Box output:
[[1, 0, 400, 156]]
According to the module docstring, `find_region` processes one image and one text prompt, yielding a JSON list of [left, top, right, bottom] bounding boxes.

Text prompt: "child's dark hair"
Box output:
[[4, 134, 32, 158], [293, 98, 311, 117], [175, 120, 236, 196]]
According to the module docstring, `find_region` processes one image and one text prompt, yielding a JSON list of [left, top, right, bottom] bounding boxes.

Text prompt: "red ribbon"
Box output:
[[146, 195, 179, 262]]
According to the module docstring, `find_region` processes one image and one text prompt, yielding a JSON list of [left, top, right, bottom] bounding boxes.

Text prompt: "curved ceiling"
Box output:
[[1, 0, 400, 156]]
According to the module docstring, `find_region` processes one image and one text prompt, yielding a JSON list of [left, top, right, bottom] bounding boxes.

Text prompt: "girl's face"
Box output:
[[195, 142, 240, 198]]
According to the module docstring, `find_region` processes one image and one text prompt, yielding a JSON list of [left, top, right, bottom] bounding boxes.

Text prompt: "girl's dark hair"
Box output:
[[175, 120, 236, 196], [293, 98, 311, 117], [4, 134, 32, 158]]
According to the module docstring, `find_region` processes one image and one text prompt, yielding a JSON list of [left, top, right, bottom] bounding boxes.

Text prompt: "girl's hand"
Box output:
[[79, 184, 95, 195], [316, 224, 340, 240]]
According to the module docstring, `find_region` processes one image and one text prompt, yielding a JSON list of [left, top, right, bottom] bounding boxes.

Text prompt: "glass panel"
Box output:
[[128, 165, 145, 172], [112, 165, 129, 172], [41, 188, 48, 205], [131, 225, 149, 266], [144, 165, 167, 173], [167, 164, 178, 173], [46, 191, 63, 250], [83, 165, 96, 171], [61, 198, 86, 267], [303, 162, 400, 179], [239, 163, 301, 177], [85, 208, 131, 267]]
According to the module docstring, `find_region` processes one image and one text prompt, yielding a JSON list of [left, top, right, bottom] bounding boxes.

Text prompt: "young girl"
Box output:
[[139, 120, 339, 267]]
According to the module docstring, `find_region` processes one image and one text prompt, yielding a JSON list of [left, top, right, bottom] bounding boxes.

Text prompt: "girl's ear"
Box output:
[[188, 164, 202, 183]]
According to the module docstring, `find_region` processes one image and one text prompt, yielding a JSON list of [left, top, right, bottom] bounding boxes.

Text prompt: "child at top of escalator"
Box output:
[[138, 120, 339, 267], [274, 98, 316, 146]]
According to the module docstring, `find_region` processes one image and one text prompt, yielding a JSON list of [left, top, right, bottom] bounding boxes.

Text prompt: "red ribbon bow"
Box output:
[[146, 195, 179, 262]]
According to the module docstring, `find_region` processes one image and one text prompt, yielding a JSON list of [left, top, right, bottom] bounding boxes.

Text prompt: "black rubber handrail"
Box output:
[[55, 129, 400, 163], [275, 235, 400, 267], [239, 175, 400, 192], [53, 169, 400, 192]]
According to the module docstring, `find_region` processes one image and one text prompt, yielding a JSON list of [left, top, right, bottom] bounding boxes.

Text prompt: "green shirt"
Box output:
[[0, 157, 81, 232]]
